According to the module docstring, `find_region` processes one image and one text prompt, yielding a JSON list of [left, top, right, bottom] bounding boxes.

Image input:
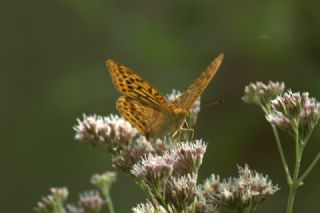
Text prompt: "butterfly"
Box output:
[[106, 53, 224, 140]]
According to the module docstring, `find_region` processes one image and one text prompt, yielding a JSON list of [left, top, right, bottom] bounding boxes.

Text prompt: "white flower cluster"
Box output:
[[242, 81, 285, 106], [267, 91, 320, 139], [34, 187, 69, 213], [74, 114, 139, 146], [131, 140, 207, 182], [131, 152, 176, 182], [132, 201, 168, 213], [203, 165, 279, 211]]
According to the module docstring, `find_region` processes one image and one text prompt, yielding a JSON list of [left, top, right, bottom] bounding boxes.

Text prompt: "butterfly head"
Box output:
[[173, 108, 189, 124]]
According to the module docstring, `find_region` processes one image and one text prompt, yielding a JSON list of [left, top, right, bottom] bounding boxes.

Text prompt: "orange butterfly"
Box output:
[[106, 53, 224, 140]]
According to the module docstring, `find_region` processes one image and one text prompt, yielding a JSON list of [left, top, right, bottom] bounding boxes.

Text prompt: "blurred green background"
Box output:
[[2, 0, 320, 212]]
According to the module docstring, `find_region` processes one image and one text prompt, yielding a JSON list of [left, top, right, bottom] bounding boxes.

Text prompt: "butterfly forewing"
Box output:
[[107, 60, 172, 110], [173, 53, 224, 110]]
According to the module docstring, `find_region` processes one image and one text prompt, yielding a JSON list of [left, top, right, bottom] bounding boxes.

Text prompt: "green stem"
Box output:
[[261, 105, 291, 183], [191, 199, 196, 213], [286, 185, 297, 213], [298, 152, 320, 183], [246, 201, 255, 213], [271, 125, 292, 184], [154, 181, 171, 212], [105, 193, 115, 213], [286, 128, 302, 213], [138, 181, 158, 210]]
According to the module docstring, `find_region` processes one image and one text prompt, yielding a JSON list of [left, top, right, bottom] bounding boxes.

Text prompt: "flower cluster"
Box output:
[[73, 90, 203, 174], [242, 81, 320, 142], [66, 191, 103, 213], [34, 188, 68, 213], [243, 81, 320, 213], [165, 173, 198, 211], [111, 136, 156, 172], [131, 140, 207, 180], [74, 114, 139, 150], [267, 91, 320, 140], [131, 153, 176, 184], [79, 191, 103, 213], [130, 141, 278, 212], [242, 81, 285, 109], [132, 201, 169, 213], [131, 163, 278, 213], [57, 89, 281, 213], [132, 174, 216, 213], [34, 171, 117, 213], [201, 165, 279, 212], [172, 140, 207, 176], [130, 140, 207, 211], [74, 114, 158, 172], [91, 171, 117, 199]]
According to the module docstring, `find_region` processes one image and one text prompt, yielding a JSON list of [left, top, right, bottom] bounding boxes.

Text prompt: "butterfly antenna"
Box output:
[[202, 99, 224, 108]]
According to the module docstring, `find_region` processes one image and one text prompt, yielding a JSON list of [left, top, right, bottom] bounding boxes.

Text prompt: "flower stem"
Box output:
[[191, 199, 196, 213], [270, 124, 292, 184], [105, 193, 115, 213], [261, 105, 292, 184], [298, 152, 320, 183], [286, 128, 302, 213], [137, 181, 158, 210], [286, 185, 297, 213], [245, 201, 255, 213]]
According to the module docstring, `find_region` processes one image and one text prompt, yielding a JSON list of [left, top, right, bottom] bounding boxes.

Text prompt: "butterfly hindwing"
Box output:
[[173, 53, 224, 110], [107, 60, 172, 109], [116, 96, 171, 138]]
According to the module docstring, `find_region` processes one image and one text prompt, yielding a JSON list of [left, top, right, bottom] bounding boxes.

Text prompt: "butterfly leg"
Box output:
[[172, 127, 192, 141], [185, 119, 194, 141], [177, 120, 194, 141], [179, 127, 194, 141]]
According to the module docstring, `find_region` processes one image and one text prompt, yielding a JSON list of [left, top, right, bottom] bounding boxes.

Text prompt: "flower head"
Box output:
[[74, 114, 139, 150], [270, 91, 308, 120], [236, 164, 279, 199], [165, 173, 198, 210], [91, 171, 117, 198], [300, 98, 320, 138], [74, 114, 104, 145], [266, 112, 293, 134], [203, 165, 279, 212], [267, 91, 320, 140], [132, 201, 169, 213], [79, 191, 103, 213], [201, 174, 221, 199], [193, 195, 219, 213], [171, 140, 207, 176], [112, 136, 155, 172], [131, 152, 176, 185], [242, 81, 285, 108], [34, 187, 68, 213]]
